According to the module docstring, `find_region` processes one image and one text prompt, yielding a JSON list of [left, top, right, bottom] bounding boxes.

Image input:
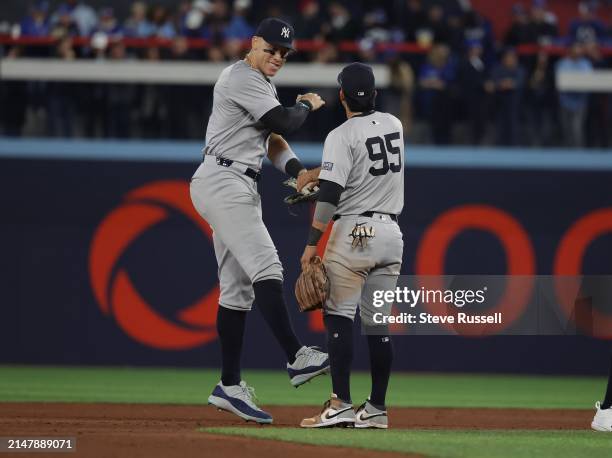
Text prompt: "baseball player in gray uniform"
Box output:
[[190, 18, 329, 424], [299, 63, 404, 429]]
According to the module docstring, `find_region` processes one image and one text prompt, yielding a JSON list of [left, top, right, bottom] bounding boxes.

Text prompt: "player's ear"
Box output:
[[251, 36, 259, 49], [339, 89, 345, 102]]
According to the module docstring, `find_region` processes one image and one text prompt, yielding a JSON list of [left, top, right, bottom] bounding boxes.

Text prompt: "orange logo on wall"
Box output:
[[89, 181, 219, 350]]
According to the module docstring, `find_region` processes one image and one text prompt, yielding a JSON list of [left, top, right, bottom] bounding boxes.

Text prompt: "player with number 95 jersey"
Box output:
[[299, 62, 404, 429]]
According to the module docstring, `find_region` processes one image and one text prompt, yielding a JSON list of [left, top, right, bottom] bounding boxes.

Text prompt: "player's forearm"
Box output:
[[306, 180, 343, 246], [259, 102, 312, 136], [307, 207, 333, 246]]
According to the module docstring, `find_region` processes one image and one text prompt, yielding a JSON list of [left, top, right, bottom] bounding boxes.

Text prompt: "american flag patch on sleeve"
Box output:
[[322, 162, 334, 171]]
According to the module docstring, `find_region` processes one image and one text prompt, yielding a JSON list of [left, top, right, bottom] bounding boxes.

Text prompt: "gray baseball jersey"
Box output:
[[318, 111, 404, 216], [204, 60, 281, 170], [319, 111, 405, 324], [191, 60, 285, 311]]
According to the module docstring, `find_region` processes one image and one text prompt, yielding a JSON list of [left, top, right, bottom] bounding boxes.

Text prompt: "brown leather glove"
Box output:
[[295, 256, 330, 312]]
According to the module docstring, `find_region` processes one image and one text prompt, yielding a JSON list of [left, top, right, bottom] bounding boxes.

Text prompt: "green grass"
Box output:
[[0, 366, 604, 409], [203, 428, 612, 458]]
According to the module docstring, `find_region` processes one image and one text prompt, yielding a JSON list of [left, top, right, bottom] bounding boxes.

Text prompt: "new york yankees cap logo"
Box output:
[[255, 17, 295, 50]]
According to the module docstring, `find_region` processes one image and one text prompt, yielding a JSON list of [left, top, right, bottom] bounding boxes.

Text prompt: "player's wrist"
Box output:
[[286, 158, 305, 178], [307, 227, 323, 246], [297, 100, 313, 111]]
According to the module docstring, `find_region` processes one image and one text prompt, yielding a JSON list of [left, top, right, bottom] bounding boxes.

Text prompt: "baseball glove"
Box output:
[[283, 177, 320, 205], [295, 256, 330, 312]]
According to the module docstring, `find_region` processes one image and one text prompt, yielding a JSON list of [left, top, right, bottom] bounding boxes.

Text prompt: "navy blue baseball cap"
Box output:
[[337, 62, 376, 100], [255, 18, 295, 51]]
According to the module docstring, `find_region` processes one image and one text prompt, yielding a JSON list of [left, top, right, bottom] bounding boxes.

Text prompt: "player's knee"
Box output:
[[251, 262, 284, 284], [218, 301, 252, 312]]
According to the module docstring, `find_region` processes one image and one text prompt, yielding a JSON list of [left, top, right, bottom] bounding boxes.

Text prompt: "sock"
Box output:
[[253, 279, 302, 364], [324, 314, 353, 404], [602, 353, 612, 409], [367, 334, 393, 408], [216, 306, 246, 386]]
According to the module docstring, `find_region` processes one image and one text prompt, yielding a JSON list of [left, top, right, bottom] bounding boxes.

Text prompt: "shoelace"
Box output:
[[301, 346, 324, 366], [238, 383, 259, 405]]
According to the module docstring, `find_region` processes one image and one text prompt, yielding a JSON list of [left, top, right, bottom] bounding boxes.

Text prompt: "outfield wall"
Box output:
[[1, 140, 611, 374]]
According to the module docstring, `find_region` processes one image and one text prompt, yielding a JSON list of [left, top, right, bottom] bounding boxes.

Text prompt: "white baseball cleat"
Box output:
[[591, 401, 612, 432], [355, 399, 388, 429], [300, 394, 355, 428], [287, 346, 330, 387], [208, 381, 272, 424]]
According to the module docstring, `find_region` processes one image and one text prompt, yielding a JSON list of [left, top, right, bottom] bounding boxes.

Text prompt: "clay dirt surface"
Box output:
[[1, 403, 592, 457]]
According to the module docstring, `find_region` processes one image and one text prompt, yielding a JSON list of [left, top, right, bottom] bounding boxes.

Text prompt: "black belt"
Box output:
[[212, 156, 261, 182], [333, 212, 398, 222]]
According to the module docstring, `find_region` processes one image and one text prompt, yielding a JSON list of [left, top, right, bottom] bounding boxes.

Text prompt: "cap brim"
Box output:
[[266, 40, 295, 51]]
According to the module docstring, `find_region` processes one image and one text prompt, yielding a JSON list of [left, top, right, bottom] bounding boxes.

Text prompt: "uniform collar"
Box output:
[[351, 110, 375, 118]]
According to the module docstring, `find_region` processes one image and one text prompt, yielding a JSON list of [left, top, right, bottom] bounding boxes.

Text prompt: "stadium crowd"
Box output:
[[1, 0, 611, 147]]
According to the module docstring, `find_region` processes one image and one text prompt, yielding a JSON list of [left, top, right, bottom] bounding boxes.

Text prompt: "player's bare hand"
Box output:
[[301, 245, 318, 271], [297, 168, 320, 192], [297, 93, 325, 111]]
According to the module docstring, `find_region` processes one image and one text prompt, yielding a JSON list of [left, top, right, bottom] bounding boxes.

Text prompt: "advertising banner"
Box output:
[[1, 156, 611, 373]]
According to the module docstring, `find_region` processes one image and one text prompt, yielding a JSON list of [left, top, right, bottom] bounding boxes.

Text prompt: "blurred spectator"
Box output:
[[223, 0, 255, 59], [207, 44, 226, 62], [504, 4, 533, 46], [447, 10, 466, 52], [20, 2, 50, 37], [525, 49, 556, 146], [150, 5, 176, 39], [387, 56, 415, 138], [225, 0, 254, 39], [491, 48, 525, 146], [425, 5, 451, 46], [180, 0, 212, 38], [59, 0, 98, 36], [293, 0, 325, 40], [313, 42, 339, 63], [123, 1, 154, 38], [50, 4, 79, 38], [568, 1, 607, 45], [419, 44, 455, 145], [167, 35, 197, 60], [19, 1, 52, 57], [398, 0, 428, 42], [323, 2, 361, 42], [46, 37, 76, 137], [555, 42, 592, 147], [456, 40, 493, 144], [92, 8, 122, 37], [463, 9, 495, 63], [527, 0, 558, 45], [200, 0, 231, 60], [362, 7, 393, 43], [207, 0, 231, 41]]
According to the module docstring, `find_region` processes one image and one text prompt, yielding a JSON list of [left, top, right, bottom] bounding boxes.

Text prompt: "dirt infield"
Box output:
[[1, 403, 592, 457]]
